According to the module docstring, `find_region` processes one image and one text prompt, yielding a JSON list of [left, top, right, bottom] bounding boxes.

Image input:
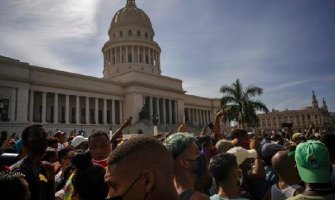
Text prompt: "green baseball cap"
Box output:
[[295, 140, 331, 183]]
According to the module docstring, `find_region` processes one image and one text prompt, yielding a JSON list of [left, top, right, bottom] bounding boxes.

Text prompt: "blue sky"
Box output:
[[0, 0, 334, 112]]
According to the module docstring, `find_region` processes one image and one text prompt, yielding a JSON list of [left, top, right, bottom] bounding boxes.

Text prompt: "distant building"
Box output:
[[0, 0, 220, 135], [257, 91, 333, 131]]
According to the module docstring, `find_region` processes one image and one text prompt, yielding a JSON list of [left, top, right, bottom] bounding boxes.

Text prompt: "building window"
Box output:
[[90, 109, 95, 124], [99, 109, 103, 124], [145, 32, 148, 38], [137, 30, 141, 37], [120, 31, 123, 37], [81, 108, 85, 124], [128, 54, 132, 62], [0, 98, 10, 121], [71, 107, 76, 123]]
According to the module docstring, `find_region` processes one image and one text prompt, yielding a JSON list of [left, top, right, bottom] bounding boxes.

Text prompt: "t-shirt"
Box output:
[[287, 193, 335, 200], [210, 194, 249, 200], [18, 157, 54, 200]]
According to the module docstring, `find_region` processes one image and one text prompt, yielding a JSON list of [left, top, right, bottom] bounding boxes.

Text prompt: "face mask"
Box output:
[[237, 168, 243, 187], [106, 173, 147, 200], [30, 138, 48, 154], [190, 154, 207, 177]]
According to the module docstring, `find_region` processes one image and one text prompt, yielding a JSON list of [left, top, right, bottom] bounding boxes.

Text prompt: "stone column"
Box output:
[[103, 99, 107, 124], [131, 45, 134, 63], [155, 98, 159, 124], [65, 94, 69, 124], [95, 98, 98, 124], [150, 96, 153, 119], [148, 48, 152, 65], [86, 97, 89, 124], [119, 46, 122, 63], [112, 100, 115, 125], [54, 93, 58, 123], [169, 99, 172, 124], [125, 45, 128, 63], [42, 91, 46, 123], [76, 96, 80, 124], [162, 98, 166, 124], [10, 88, 16, 121], [29, 90, 34, 122], [119, 101, 123, 123], [137, 46, 140, 63], [174, 100, 178, 124]]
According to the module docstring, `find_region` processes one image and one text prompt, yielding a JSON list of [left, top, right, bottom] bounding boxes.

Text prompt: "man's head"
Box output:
[[320, 133, 335, 164], [54, 131, 66, 143], [88, 131, 111, 161], [0, 171, 30, 200], [21, 124, 48, 155], [105, 137, 177, 200], [272, 150, 299, 182], [58, 148, 74, 169], [230, 129, 250, 149], [209, 153, 242, 187], [164, 133, 207, 178], [260, 143, 284, 166], [71, 135, 88, 152], [295, 140, 332, 184]]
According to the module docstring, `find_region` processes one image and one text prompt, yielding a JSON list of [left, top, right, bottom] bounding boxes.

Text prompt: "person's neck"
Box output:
[[278, 175, 298, 189], [28, 153, 43, 166], [217, 183, 240, 199], [173, 170, 196, 194], [304, 183, 335, 196]]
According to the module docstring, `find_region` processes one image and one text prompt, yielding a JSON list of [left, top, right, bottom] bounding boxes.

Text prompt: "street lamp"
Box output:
[[152, 114, 159, 136]]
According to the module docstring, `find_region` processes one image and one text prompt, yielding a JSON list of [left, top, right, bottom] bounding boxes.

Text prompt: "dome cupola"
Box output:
[[102, 0, 161, 79]]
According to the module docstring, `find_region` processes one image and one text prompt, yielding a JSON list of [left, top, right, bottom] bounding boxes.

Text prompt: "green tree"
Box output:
[[220, 79, 269, 128]]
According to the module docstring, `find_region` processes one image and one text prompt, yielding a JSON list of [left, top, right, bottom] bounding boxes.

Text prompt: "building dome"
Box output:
[[109, 0, 153, 32], [102, 0, 161, 79]]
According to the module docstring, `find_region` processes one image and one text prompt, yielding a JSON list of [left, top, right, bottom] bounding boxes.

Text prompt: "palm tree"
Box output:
[[220, 79, 269, 128]]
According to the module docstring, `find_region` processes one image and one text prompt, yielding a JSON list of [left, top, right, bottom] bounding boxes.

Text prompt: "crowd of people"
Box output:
[[0, 110, 334, 200]]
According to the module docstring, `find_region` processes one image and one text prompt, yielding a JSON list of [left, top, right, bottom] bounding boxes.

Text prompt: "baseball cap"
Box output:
[[261, 143, 284, 159], [227, 146, 257, 165], [295, 140, 331, 183], [71, 136, 88, 148]]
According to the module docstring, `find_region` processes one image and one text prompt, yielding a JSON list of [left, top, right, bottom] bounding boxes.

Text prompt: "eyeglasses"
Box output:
[[105, 173, 143, 200]]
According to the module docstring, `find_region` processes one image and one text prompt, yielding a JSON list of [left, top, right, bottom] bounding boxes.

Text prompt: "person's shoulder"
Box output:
[[209, 194, 222, 200], [286, 194, 316, 200], [209, 194, 225, 200], [190, 191, 210, 200]]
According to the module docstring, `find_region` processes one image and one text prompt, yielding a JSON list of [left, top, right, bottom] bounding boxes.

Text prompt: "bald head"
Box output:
[[108, 137, 173, 174], [272, 150, 295, 176]]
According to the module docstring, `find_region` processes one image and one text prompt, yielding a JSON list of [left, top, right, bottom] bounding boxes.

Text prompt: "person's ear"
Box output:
[[142, 170, 155, 192], [179, 158, 192, 169]]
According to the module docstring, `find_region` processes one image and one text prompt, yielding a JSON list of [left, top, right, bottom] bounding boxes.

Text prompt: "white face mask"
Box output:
[[237, 168, 243, 187]]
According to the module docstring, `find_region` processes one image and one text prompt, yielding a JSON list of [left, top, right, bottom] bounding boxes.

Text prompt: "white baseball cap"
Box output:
[[227, 146, 257, 165], [71, 136, 88, 148]]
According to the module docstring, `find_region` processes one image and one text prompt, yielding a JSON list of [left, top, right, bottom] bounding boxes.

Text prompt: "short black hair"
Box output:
[[230, 129, 248, 140], [321, 133, 335, 161], [108, 137, 164, 166], [72, 151, 108, 200], [21, 124, 43, 145], [0, 171, 28, 200], [88, 130, 109, 144], [58, 148, 73, 161], [209, 153, 238, 185]]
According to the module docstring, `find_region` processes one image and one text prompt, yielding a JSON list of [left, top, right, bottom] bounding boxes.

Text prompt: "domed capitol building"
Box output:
[[0, 0, 220, 135]]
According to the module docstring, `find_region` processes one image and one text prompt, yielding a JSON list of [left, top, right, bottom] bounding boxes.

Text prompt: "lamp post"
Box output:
[[152, 114, 158, 136]]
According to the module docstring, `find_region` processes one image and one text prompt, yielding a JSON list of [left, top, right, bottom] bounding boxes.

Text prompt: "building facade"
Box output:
[[257, 91, 332, 131], [0, 0, 220, 135]]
